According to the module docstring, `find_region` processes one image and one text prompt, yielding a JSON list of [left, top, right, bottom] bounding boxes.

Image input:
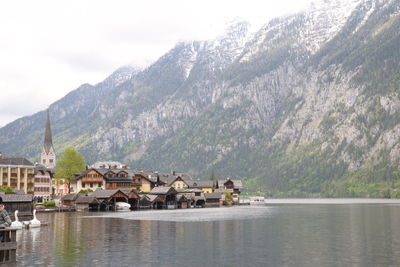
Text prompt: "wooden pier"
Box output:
[[0, 228, 17, 265]]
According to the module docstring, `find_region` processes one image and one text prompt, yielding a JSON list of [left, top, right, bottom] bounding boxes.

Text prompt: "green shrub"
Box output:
[[43, 201, 56, 207], [0, 186, 13, 194]]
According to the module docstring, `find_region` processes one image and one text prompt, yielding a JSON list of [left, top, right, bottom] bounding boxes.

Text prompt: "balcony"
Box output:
[[132, 181, 142, 186], [82, 177, 103, 183]]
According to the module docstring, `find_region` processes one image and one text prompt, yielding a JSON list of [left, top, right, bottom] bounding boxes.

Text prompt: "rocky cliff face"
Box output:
[[1, 0, 400, 196]]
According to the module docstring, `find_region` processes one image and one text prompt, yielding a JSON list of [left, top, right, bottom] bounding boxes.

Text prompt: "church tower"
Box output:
[[40, 109, 56, 169]]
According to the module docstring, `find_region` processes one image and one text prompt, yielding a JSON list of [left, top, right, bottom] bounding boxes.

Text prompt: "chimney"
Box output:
[[172, 170, 176, 176]]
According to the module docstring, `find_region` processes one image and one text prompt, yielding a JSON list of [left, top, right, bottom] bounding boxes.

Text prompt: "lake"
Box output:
[[16, 199, 400, 266]]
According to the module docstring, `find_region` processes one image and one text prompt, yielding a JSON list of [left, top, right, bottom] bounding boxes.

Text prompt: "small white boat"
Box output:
[[29, 209, 41, 228], [11, 210, 23, 229], [115, 202, 131, 211], [249, 196, 265, 205]]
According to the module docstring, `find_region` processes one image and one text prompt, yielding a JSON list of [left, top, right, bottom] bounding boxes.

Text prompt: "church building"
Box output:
[[33, 110, 56, 200]]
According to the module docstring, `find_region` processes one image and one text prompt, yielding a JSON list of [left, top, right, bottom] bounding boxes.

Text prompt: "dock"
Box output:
[[0, 228, 17, 265]]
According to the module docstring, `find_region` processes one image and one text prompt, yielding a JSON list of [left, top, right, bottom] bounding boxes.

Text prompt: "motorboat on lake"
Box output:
[[249, 196, 265, 205], [115, 202, 131, 211]]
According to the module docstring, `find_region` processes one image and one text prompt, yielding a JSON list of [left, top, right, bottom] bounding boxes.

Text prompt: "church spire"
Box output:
[[40, 109, 56, 169], [43, 109, 54, 153]]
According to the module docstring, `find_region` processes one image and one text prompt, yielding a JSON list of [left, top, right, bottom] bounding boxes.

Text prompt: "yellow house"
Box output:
[[133, 171, 159, 193], [170, 177, 189, 190], [176, 178, 214, 193]]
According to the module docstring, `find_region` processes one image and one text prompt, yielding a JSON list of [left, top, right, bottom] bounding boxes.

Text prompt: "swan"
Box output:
[[11, 210, 23, 229], [28, 209, 41, 228]]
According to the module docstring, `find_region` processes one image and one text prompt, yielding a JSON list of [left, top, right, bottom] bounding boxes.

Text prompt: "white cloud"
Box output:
[[0, 0, 313, 127]]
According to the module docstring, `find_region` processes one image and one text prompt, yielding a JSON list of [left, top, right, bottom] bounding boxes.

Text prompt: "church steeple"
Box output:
[[40, 109, 56, 169], [43, 109, 53, 154]]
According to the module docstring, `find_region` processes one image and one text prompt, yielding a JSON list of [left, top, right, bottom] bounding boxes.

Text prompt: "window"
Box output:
[[195, 192, 201, 196], [49, 159, 53, 163], [90, 183, 93, 188], [98, 183, 102, 187], [42, 159, 46, 164], [82, 183, 86, 188]]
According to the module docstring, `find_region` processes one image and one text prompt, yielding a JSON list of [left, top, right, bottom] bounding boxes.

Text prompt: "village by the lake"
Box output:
[[0, 111, 245, 264]]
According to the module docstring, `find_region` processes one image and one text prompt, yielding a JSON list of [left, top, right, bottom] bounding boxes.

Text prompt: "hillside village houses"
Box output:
[[1, 109, 244, 210]]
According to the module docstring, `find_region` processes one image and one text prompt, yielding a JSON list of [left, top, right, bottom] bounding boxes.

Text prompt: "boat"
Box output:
[[249, 196, 265, 205], [115, 202, 131, 211], [11, 210, 23, 229]]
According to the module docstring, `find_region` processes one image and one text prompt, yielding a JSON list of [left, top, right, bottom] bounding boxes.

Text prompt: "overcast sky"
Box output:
[[0, 0, 314, 127]]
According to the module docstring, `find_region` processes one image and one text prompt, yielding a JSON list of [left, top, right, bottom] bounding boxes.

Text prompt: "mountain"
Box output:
[[1, 0, 400, 197]]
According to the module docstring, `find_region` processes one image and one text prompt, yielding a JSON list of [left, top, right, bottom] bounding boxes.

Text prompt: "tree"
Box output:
[[54, 148, 86, 194], [209, 170, 216, 188]]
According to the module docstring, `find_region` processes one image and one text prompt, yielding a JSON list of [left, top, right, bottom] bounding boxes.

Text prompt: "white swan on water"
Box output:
[[28, 209, 41, 228], [11, 210, 23, 229]]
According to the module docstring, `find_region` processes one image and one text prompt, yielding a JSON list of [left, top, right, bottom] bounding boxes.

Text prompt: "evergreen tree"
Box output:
[[209, 170, 216, 188]]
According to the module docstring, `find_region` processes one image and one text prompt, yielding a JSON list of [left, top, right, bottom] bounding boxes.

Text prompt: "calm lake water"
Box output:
[[16, 199, 400, 266]]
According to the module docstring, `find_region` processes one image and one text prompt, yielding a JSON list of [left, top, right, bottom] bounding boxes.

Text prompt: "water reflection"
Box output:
[[15, 203, 400, 266]]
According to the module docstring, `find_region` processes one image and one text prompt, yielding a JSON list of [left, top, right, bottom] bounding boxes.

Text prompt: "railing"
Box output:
[[81, 177, 103, 183], [0, 228, 17, 264]]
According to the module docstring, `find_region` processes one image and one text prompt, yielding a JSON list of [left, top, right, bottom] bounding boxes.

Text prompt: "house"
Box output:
[[217, 178, 243, 203], [204, 193, 223, 207], [0, 155, 35, 194], [71, 167, 133, 193], [90, 188, 136, 211], [185, 180, 214, 193], [61, 193, 81, 207], [33, 164, 53, 203], [132, 170, 162, 192], [176, 193, 191, 209], [75, 196, 100, 211], [168, 176, 188, 190], [120, 189, 140, 210], [176, 188, 205, 208], [0, 193, 33, 221], [148, 186, 177, 209], [166, 175, 214, 194], [139, 195, 152, 209]]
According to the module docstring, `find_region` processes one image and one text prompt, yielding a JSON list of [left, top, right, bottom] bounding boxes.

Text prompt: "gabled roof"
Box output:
[[176, 188, 202, 193], [75, 196, 99, 204], [157, 173, 176, 184], [231, 180, 243, 189], [147, 194, 164, 203], [149, 186, 177, 195], [204, 193, 222, 200], [35, 164, 54, 176], [0, 157, 34, 166], [185, 180, 213, 188], [11, 189, 26, 195], [0, 193, 33, 202], [176, 193, 190, 202], [120, 189, 139, 199], [61, 193, 81, 201], [90, 189, 129, 199], [72, 168, 105, 182], [218, 178, 242, 189]]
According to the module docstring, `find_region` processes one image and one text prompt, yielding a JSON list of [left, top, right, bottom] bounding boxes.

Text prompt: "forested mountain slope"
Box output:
[[1, 0, 400, 197]]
